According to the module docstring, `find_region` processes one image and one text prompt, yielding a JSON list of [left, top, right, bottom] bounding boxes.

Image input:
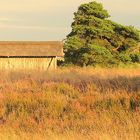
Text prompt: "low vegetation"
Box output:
[[0, 67, 140, 140]]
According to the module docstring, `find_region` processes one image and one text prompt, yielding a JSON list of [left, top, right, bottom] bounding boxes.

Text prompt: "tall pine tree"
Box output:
[[64, 1, 140, 66]]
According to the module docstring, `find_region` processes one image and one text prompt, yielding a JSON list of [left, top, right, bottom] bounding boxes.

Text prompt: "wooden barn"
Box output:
[[0, 41, 64, 71]]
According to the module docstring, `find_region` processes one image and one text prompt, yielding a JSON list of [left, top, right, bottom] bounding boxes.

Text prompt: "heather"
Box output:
[[0, 67, 140, 140]]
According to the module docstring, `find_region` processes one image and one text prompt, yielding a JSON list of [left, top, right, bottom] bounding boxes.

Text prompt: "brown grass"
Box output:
[[0, 67, 140, 140]]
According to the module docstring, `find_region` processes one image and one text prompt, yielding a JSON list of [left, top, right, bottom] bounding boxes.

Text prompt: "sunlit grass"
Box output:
[[0, 67, 140, 140]]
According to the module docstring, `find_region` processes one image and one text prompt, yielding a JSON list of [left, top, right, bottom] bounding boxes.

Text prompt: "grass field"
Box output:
[[0, 67, 140, 140]]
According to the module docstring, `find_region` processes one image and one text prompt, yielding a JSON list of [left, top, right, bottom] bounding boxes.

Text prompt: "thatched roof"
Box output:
[[0, 41, 64, 57]]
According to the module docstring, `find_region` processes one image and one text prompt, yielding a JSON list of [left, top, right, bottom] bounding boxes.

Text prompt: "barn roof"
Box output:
[[0, 41, 64, 57]]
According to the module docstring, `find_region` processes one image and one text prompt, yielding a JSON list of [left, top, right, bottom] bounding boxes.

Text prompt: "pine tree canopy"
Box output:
[[64, 1, 140, 67]]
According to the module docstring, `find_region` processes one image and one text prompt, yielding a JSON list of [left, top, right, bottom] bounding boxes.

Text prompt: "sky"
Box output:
[[0, 0, 140, 41]]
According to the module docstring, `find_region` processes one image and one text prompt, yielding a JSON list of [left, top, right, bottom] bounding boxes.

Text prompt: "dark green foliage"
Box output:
[[118, 53, 132, 64], [76, 44, 114, 66], [64, 1, 140, 67], [64, 36, 85, 64], [130, 53, 140, 63], [77, 1, 110, 19]]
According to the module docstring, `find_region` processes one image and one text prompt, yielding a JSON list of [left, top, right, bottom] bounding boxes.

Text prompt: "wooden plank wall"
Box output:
[[0, 57, 57, 71]]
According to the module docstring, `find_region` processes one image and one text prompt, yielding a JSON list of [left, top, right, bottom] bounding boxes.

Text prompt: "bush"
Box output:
[[77, 44, 113, 66], [130, 53, 140, 63], [118, 53, 132, 64]]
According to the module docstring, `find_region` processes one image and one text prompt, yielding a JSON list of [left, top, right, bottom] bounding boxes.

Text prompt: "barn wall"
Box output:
[[0, 57, 57, 71]]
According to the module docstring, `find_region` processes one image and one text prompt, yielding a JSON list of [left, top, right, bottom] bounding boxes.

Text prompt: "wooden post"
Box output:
[[54, 57, 57, 70]]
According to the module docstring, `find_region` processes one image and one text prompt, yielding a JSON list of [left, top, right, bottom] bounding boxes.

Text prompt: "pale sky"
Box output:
[[0, 0, 140, 41]]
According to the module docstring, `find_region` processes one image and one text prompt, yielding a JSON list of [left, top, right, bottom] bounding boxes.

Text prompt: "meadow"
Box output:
[[0, 67, 140, 140]]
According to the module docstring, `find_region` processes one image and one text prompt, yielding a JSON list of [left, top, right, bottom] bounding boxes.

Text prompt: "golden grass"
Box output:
[[0, 67, 139, 140]]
